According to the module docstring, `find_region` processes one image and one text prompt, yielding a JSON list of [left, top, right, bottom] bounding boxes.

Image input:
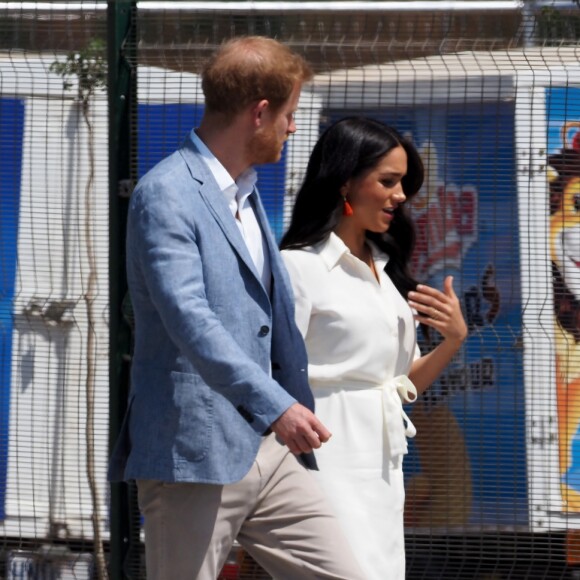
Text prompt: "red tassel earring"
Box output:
[[343, 197, 354, 216]]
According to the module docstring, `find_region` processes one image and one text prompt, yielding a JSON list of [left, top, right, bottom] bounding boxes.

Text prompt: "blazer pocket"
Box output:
[[170, 370, 213, 463]]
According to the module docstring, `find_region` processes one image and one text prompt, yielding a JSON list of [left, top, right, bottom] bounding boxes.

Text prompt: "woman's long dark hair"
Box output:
[[280, 116, 424, 298]]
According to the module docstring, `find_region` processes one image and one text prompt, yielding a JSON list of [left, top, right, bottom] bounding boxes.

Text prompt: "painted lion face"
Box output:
[[552, 176, 580, 301]]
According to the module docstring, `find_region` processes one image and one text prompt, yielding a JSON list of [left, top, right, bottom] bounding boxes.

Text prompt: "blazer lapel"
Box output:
[[179, 138, 260, 283]]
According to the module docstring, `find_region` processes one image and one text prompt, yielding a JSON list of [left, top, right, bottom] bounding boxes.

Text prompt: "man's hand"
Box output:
[[271, 403, 331, 455]]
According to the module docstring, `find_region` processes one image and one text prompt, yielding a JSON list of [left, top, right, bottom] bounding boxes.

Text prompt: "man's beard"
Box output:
[[248, 127, 285, 165]]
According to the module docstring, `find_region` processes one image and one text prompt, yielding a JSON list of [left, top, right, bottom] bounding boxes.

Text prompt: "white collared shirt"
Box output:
[[281, 233, 420, 388], [191, 130, 271, 294]]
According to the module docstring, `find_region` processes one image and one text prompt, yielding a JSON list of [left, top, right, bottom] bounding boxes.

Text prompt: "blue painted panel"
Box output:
[[137, 103, 287, 239], [0, 98, 24, 520]]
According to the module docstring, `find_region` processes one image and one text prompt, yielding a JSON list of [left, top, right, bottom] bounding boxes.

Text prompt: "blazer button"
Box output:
[[259, 325, 270, 336]]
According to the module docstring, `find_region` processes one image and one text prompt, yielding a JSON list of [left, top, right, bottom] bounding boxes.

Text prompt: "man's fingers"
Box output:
[[297, 434, 317, 454], [283, 436, 311, 455], [299, 416, 330, 449], [312, 422, 331, 444], [271, 403, 333, 453], [285, 430, 323, 454], [285, 439, 302, 455]]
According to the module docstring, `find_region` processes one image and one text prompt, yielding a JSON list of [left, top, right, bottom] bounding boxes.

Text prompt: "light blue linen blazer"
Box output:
[[108, 135, 313, 485]]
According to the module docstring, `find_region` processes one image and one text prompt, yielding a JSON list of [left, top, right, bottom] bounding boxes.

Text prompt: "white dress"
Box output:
[[282, 233, 419, 580]]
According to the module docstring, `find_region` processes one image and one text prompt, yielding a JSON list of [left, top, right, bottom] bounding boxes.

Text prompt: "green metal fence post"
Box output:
[[108, 1, 137, 578]]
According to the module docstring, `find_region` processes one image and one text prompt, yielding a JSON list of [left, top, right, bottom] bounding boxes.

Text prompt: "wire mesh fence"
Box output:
[[2, 1, 580, 578]]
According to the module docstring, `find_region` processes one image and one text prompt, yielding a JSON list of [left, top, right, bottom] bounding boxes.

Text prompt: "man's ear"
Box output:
[[252, 99, 269, 126]]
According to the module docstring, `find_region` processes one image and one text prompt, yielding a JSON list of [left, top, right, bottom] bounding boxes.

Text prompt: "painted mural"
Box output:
[[546, 87, 580, 511]]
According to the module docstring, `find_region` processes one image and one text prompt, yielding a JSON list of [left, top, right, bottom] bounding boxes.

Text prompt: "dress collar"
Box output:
[[317, 232, 350, 270], [317, 232, 390, 271]]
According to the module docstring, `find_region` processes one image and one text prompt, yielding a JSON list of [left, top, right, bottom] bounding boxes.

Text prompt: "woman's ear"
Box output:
[[340, 181, 351, 197]]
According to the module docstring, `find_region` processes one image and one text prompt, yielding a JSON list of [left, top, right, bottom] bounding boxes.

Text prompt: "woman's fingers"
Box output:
[[408, 276, 468, 341]]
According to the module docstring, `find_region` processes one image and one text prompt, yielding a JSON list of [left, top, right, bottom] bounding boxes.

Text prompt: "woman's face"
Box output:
[[341, 145, 408, 234]]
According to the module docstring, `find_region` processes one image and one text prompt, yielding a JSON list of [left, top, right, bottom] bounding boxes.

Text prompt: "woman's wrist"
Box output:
[[442, 335, 466, 352]]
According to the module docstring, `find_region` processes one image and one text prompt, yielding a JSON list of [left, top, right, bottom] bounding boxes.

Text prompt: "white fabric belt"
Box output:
[[317, 375, 418, 457], [375, 375, 418, 457]]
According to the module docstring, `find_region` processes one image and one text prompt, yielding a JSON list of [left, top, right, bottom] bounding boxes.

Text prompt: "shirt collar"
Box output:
[[235, 168, 258, 205], [318, 232, 390, 271], [317, 233, 351, 270], [191, 129, 257, 205]]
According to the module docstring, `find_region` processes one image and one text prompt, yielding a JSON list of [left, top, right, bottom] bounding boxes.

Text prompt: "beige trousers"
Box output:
[[137, 433, 365, 580]]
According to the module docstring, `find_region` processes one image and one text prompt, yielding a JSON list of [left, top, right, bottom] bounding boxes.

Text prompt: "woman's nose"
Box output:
[[394, 185, 406, 202]]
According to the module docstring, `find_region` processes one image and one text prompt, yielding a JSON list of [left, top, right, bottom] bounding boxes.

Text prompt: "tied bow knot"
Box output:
[[381, 375, 418, 457]]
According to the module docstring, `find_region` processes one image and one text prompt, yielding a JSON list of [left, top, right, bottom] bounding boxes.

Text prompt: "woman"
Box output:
[[280, 117, 468, 579]]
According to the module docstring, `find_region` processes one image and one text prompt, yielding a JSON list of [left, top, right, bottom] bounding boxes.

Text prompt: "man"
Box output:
[[108, 37, 365, 580]]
